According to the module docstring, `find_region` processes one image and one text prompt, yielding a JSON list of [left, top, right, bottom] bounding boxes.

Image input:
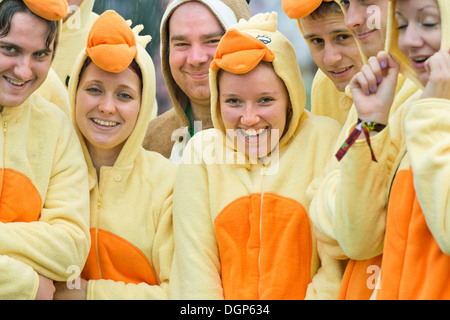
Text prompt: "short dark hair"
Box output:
[[309, 1, 343, 20], [0, 0, 59, 51]]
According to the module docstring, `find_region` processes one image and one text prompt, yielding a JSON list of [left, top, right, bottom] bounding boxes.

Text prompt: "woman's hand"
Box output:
[[350, 51, 400, 124], [421, 49, 450, 100]]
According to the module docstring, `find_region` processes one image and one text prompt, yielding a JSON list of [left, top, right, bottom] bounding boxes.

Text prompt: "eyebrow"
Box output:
[[303, 29, 352, 40], [170, 31, 224, 42], [0, 40, 52, 53]]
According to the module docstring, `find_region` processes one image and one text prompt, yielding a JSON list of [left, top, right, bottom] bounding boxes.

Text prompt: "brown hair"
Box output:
[[309, 1, 343, 20], [0, 0, 58, 52], [78, 57, 143, 90]]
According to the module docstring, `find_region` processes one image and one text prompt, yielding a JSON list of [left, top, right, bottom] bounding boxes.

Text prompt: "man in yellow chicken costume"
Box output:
[[0, 0, 90, 300]]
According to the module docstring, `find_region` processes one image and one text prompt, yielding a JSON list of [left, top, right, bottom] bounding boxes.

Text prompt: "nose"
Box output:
[[323, 43, 342, 66], [400, 24, 424, 49], [186, 43, 210, 66], [345, 3, 366, 30], [240, 103, 260, 127], [14, 56, 33, 80], [98, 94, 116, 115]]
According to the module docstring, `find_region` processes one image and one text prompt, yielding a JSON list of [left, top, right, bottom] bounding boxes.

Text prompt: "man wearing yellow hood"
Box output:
[[284, 0, 362, 126], [54, 10, 177, 300], [170, 12, 343, 300], [0, 0, 90, 300], [349, 0, 450, 299]]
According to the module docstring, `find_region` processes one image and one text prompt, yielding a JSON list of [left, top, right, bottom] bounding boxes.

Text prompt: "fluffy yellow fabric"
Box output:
[[37, 68, 71, 116], [0, 93, 90, 299]]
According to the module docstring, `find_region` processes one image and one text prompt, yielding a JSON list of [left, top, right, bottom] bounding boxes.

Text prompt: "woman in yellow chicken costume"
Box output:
[[55, 10, 177, 299], [170, 12, 344, 300]]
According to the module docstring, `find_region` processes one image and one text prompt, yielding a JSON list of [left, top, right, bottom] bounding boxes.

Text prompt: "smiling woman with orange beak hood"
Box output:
[[170, 12, 343, 300], [54, 10, 177, 300]]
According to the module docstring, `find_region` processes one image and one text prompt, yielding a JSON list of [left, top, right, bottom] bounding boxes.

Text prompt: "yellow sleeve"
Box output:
[[38, 68, 71, 117], [0, 255, 39, 300], [0, 113, 90, 281], [86, 195, 174, 300], [305, 242, 348, 299], [309, 80, 421, 260], [169, 139, 224, 300], [405, 98, 450, 254]]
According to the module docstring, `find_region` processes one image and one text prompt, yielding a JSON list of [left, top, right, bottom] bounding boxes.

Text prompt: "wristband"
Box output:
[[335, 118, 386, 162]]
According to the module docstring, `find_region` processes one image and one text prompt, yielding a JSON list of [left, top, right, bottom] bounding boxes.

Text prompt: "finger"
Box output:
[[367, 56, 383, 85], [350, 71, 370, 95], [376, 51, 389, 71], [361, 64, 378, 93]]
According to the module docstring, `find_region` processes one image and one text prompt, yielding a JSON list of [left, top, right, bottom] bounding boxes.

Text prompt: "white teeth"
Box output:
[[242, 128, 266, 137], [7, 78, 26, 86], [332, 66, 351, 74], [414, 57, 428, 63], [93, 119, 119, 127]]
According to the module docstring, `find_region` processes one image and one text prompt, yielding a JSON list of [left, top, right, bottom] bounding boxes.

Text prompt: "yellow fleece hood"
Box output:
[[68, 10, 156, 177], [209, 12, 309, 153], [386, 0, 450, 89]]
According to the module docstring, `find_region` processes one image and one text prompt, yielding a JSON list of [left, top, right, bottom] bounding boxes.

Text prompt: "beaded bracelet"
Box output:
[[335, 118, 386, 162]]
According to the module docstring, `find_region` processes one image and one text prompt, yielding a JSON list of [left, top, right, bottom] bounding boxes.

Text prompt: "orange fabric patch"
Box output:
[[86, 10, 138, 73], [214, 193, 312, 300], [281, 0, 333, 19], [378, 168, 450, 299], [338, 255, 382, 300], [210, 29, 275, 74], [24, 0, 68, 21], [0, 169, 42, 223], [82, 228, 158, 285]]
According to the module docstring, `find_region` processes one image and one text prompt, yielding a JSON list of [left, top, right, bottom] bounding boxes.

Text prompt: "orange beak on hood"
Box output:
[[210, 28, 275, 74], [86, 10, 138, 74]]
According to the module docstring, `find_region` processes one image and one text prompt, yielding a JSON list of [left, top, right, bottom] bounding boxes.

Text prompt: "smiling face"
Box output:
[[301, 12, 363, 91], [0, 11, 54, 109], [219, 62, 289, 158], [396, 0, 441, 85], [340, 0, 389, 58], [168, 1, 224, 104], [75, 61, 142, 158]]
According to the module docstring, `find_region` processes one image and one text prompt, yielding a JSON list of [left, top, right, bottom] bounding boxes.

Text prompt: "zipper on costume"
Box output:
[[258, 166, 267, 299], [97, 195, 102, 209], [3, 121, 7, 135]]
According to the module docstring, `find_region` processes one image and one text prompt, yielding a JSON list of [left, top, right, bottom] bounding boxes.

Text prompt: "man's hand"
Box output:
[[350, 51, 399, 124]]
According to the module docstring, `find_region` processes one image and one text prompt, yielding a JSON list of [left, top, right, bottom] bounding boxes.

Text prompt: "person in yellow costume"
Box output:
[[348, 0, 450, 299], [283, 0, 362, 126], [53, 10, 177, 300], [282, 0, 422, 300], [170, 12, 343, 300], [0, 0, 90, 300]]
